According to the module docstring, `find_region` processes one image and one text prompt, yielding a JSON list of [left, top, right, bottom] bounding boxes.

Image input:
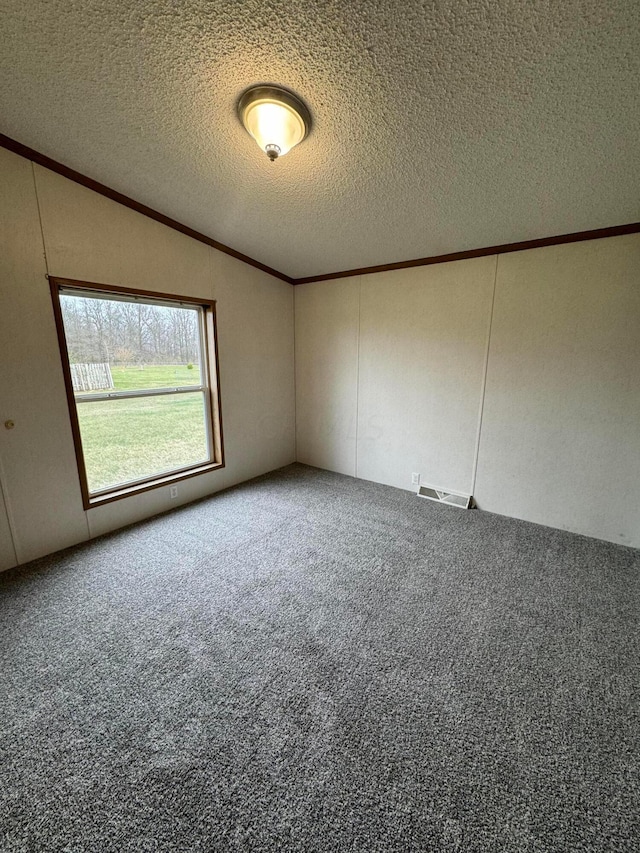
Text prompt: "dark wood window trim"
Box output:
[[49, 276, 225, 510]]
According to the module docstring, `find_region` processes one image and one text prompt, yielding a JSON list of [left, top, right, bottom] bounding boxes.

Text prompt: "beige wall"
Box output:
[[296, 257, 496, 494], [295, 279, 360, 475], [474, 236, 640, 546], [0, 148, 295, 570], [295, 235, 640, 548], [0, 479, 16, 569], [2, 142, 638, 566], [356, 258, 496, 494]]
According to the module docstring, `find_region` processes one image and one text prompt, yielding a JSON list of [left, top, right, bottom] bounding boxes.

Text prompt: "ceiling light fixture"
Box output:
[[238, 85, 311, 162]]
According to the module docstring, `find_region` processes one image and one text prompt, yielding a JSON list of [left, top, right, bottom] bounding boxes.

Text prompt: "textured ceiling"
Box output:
[[1, 0, 639, 279]]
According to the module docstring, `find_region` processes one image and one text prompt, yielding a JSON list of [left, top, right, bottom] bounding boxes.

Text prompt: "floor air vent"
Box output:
[[417, 484, 473, 509]]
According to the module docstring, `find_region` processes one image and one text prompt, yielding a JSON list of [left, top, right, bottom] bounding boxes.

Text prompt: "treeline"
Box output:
[[61, 295, 200, 365]]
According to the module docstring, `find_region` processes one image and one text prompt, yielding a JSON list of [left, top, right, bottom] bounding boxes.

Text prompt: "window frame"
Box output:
[[49, 276, 225, 510]]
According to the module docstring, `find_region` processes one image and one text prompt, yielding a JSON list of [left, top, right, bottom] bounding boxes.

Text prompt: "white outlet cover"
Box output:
[[411, 473, 420, 485]]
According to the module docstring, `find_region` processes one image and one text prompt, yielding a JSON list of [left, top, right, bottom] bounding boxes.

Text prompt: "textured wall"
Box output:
[[475, 236, 640, 547], [295, 279, 360, 475], [0, 477, 16, 570], [295, 257, 495, 494], [0, 148, 295, 569], [356, 258, 496, 494], [295, 234, 640, 547], [1, 0, 639, 277], [0, 149, 89, 567]]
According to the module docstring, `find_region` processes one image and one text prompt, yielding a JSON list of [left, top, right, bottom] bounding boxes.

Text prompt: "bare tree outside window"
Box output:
[[50, 278, 224, 508]]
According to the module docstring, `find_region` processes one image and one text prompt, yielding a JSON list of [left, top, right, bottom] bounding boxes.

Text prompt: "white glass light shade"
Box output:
[[238, 86, 311, 161]]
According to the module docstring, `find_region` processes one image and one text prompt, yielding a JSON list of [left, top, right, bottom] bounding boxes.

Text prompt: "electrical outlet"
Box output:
[[169, 485, 178, 499], [411, 473, 420, 486]]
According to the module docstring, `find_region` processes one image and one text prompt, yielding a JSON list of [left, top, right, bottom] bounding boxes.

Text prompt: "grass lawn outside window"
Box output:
[[50, 278, 224, 508]]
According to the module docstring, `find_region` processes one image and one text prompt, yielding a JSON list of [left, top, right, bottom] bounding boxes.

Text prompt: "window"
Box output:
[[50, 277, 224, 508]]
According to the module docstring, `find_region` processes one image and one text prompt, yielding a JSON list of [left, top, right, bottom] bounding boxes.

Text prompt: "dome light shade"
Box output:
[[238, 86, 311, 161]]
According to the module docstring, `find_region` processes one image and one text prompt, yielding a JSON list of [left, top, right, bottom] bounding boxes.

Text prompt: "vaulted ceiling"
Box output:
[[1, 0, 639, 279]]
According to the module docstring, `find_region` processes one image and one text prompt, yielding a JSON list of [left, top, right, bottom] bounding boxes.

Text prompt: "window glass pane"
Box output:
[[59, 293, 203, 392], [76, 392, 209, 493]]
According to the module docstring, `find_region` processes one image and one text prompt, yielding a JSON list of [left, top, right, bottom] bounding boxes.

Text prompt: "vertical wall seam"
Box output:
[[354, 277, 362, 478], [32, 162, 50, 273], [0, 167, 30, 564], [292, 283, 298, 463], [0, 454, 19, 568], [471, 254, 499, 495], [32, 162, 92, 541]]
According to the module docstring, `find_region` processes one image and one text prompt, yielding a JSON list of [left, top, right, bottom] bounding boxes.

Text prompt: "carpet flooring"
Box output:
[[1, 463, 639, 852]]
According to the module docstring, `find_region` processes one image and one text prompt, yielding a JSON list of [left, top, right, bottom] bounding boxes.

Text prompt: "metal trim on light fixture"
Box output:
[[238, 85, 312, 161]]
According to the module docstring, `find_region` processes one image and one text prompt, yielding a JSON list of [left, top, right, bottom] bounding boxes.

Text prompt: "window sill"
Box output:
[[84, 461, 225, 510]]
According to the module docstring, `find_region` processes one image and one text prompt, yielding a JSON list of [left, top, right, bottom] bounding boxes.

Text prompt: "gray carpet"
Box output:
[[1, 464, 639, 852]]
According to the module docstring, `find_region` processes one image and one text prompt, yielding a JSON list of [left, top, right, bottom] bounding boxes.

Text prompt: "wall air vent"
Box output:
[[416, 484, 473, 509]]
